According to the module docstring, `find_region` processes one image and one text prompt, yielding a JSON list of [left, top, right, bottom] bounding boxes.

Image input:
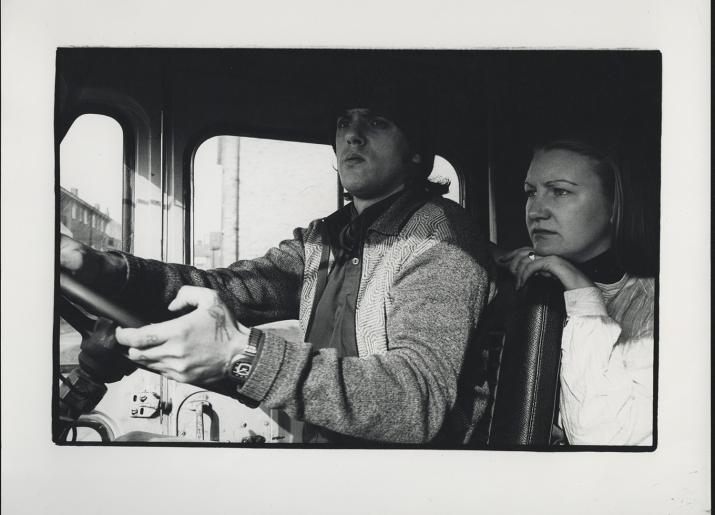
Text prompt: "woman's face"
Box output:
[[524, 149, 613, 263]]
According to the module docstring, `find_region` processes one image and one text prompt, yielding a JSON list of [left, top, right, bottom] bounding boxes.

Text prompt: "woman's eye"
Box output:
[[336, 118, 349, 129], [369, 118, 389, 129], [524, 189, 536, 198], [552, 188, 570, 196]]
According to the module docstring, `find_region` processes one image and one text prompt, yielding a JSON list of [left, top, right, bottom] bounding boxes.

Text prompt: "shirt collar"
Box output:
[[324, 186, 427, 235], [323, 186, 432, 257]]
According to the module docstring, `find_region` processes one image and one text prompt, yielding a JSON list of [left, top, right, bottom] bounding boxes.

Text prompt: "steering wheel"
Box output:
[[59, 273, 145, 329], [56, 273, 148, 441], [56, 273, 254, 442]]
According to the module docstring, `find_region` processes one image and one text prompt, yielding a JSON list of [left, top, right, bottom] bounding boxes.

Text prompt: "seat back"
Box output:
[[484, 275, 566, 447]]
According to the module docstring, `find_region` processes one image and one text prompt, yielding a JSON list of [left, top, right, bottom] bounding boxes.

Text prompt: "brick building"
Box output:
[[59, 186, 121, 250]]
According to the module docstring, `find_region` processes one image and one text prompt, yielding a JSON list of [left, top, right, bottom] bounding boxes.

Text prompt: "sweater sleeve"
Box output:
[[236, 240, 491, 443], [109, 225, 311, 326], [559, 287, 654, 445]]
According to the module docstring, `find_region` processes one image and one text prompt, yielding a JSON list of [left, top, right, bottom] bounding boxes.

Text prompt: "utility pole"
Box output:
[[217, 136, 240, 265]]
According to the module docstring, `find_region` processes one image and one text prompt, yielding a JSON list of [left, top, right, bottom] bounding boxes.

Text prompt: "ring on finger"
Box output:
[[527, 251, 536, 262]]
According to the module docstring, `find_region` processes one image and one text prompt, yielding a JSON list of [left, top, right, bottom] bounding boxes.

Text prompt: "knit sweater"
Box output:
[[115, 191, 494, 444]]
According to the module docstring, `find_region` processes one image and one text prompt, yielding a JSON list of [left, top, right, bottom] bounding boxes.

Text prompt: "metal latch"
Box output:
[[130, 391, 162, 418], [188, 400, 212, 440]]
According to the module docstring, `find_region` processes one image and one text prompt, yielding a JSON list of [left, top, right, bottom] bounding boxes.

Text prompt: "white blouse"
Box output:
[[559, 275, 655, 445]]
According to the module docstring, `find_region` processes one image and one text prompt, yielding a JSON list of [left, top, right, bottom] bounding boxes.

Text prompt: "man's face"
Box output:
[[335, 108, 414, 200]]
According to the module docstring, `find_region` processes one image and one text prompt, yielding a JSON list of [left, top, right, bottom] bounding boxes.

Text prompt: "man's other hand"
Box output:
[[60, 234, 127, 289], [116, 286, 250, 386]]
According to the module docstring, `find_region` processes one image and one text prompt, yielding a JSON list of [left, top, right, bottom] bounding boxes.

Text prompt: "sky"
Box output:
[[59, 114, 123, 219]]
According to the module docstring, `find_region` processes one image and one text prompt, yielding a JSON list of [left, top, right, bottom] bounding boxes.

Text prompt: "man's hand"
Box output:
[[60, 234, 127, 290], [115, 286, 250, 385], [495, 246, 594, 291]]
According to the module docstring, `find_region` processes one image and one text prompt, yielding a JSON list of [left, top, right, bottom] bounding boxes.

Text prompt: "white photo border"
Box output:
[[1, 1, 710, 513]]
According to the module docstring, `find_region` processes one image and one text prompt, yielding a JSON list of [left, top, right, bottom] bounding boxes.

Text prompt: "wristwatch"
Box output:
[[228, 339, 258, 388]]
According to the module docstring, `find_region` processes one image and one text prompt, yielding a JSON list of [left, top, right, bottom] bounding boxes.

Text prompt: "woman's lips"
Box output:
[[531, 229, 558, 237]]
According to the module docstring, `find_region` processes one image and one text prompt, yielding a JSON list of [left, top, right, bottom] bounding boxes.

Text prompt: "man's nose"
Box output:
[[344, 122, 365, 146]]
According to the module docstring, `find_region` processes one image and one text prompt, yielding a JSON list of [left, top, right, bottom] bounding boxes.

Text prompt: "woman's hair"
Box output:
[[534, 139, 657, 277]]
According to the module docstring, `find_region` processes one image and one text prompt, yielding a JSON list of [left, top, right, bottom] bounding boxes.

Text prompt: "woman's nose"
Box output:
[[527, 197, 550, 220]]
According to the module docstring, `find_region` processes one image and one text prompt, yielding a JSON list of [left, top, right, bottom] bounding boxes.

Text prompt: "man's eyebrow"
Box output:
[[340, 107, 374, 116]]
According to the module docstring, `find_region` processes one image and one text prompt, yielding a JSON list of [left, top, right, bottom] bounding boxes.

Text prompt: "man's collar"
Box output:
[[323, 186, 431, 237], [368, 187, 431, 236], [324, 202, 353, 230]]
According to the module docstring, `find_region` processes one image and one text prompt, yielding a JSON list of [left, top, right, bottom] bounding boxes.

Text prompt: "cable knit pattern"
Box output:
[[357, 204, 452, 356], [354, 231, 400, 356], [298, 203, 463, 358], [298, 220, 332, 335]]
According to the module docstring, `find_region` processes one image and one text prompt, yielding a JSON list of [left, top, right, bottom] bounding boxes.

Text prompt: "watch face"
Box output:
[[231, 360, 252, 380]]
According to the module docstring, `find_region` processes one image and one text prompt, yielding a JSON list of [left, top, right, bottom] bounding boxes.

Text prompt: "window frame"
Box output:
[[56, 110, 136, 368], [59, 108, 138, 253]]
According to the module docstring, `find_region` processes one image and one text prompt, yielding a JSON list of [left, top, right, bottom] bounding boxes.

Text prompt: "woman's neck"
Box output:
[[574, 249, 625, 284]]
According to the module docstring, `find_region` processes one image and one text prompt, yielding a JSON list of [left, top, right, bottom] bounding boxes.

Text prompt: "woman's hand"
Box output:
[[493, 245, 595, 291]]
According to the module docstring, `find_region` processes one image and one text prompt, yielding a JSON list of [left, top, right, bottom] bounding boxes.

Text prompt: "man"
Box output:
[[60, 99, 494, 444]]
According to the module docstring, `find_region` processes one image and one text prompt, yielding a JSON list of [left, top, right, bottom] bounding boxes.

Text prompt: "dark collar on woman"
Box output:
[[575, 249, 625, 284]]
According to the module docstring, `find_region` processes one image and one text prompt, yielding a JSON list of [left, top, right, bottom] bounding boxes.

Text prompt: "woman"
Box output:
[[496, 140, 655, 445]]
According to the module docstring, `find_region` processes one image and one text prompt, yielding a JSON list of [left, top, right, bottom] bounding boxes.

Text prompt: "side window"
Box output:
[[430, 155, 461, 205], [192, 136, 338, 337], [59, 114, 125, 365]]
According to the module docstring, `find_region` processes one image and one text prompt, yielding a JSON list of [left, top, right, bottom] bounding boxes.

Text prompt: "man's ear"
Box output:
[[411, 153, 422, 164]]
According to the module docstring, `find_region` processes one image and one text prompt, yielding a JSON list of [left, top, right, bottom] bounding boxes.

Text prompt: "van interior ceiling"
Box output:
[[56, 48, 661, 253]]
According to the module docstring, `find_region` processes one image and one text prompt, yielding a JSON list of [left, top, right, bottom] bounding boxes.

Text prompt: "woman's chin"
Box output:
[[533, 243, 557, 256]]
